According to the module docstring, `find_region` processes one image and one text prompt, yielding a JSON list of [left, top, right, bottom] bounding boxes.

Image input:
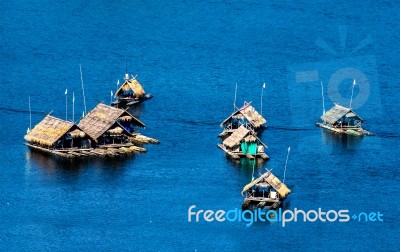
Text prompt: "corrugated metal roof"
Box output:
[[321, 104, 362, 124]]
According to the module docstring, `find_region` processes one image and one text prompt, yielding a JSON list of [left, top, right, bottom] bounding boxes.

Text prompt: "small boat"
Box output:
[[111, 73, 153, 108], [316, 104, 372, 136], [241, 170, 291, 210]]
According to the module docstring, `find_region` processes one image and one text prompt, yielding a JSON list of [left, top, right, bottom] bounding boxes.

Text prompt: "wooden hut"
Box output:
[[111, 74, 153, 108], [24, 115, 95, 158], [78, 103, 149, 147], [316, 104, 371, 136], [219, 101, 266, 138], [217, 125, 269, 160], [241, 170, 291, 210]]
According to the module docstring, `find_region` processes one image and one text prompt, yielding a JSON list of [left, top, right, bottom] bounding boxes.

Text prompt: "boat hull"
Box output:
[[112, 94, 153, 109]]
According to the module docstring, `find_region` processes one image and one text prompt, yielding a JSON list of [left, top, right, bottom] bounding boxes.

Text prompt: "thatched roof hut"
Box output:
[[78, 103, 145, 141], [220, 102, 266, 131], [241, 171, 291, 199], [321, 104, 362, 125], [24, 115, 92, 148], [222, 125, 267, 150], [218, 125, 268, 159], [115, 76, 146, 98]]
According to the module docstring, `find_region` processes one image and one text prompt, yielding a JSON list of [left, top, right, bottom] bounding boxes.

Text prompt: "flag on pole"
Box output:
[[283, 146, 291, 183], [72, 92, 75, 102], [65, 89, 68, 95], [350, 79, 356, 108], [110, 90, 114, 105], [263, 83, 266, 89]]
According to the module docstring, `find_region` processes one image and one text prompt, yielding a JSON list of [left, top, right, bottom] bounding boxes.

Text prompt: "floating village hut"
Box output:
[[111, 74, 153, 108], [241, 170, 291, 210], [24, 115, 96, 158], [316, 104, 371, 136], [78, 103, 157, 150], [219, 101, 266, 139], [217, 125, 269, 160]]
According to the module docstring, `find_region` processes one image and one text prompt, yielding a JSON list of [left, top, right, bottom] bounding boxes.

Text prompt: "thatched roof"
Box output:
[[115, 77, 146, 98], [241, 171, 291, 198], [107, 126, 124, 135], [78, 103, 145, 140], [24, 115, 87, 147], [321, 104, 362, 124], [69, 129, 86, 138], [222, 125, 267, 148], [220, 102, 266, 128]]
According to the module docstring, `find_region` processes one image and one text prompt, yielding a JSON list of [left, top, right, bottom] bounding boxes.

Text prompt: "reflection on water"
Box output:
[[224, 156, 265, 173], [25, 148, 135, 181], [321, 129, 364, 151]]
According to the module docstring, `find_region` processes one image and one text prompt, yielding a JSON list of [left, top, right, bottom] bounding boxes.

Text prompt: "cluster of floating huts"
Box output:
[[217, 101, 268, 160], [217, 83, 372, 211], [216, 100, 291, 210], [25, 73, 158, 159], [25, 72, 373, 211]]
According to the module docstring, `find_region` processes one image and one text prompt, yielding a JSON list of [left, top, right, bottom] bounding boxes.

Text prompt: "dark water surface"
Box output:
[[1, 0, 399, 251]]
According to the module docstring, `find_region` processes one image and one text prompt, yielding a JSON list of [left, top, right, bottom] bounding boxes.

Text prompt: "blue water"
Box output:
[[1, 0, 399, 251]]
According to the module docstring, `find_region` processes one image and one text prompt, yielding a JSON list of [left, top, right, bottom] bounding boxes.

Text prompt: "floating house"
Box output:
[[78, 103, 153, 148], [241, 170, 291, 210], [111, 74, 153, 108], [217, 125, 269, 160], [24, 103, 159, 159], [316, 104, 371, 136], [24, 115, 96, 158], [219, 101, 266, 139]]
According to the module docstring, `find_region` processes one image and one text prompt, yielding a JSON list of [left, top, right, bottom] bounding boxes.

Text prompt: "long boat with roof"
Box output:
[[111, 73, 153, 108]]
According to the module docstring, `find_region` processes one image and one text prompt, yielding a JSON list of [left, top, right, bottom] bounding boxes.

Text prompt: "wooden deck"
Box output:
[[217, 143, 269, 160], [25, 143, 146, 159], [316, 123, 372, 136], [242, 197, 281, 210]]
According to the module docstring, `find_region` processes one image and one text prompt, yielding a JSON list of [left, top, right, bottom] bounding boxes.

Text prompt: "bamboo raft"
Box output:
[[129, 134, 160, 145], [25, 143, 145, 159], [217, 143, 269, 160], [316, 123, 372, 136], [24, 104, 159, 160]]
